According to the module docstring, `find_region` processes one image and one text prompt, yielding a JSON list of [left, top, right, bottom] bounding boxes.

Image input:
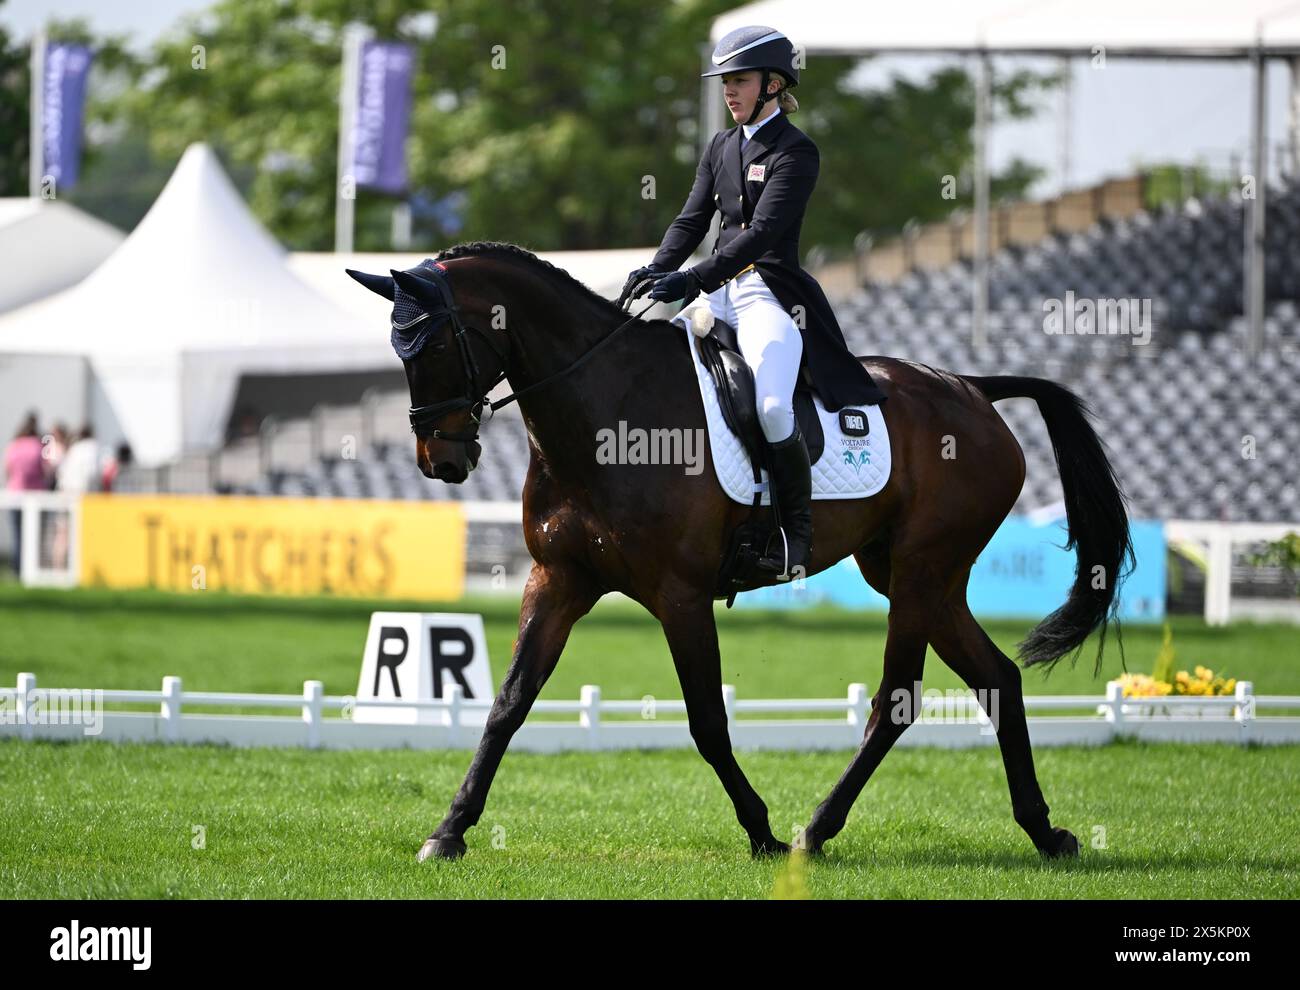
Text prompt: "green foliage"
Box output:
[[802, 62, 1049, 250], [4, 1, 1058, 252], [1143, 161, 1239, 209], [0, 2, 29, 196], [1248, 532, 1300, 596]]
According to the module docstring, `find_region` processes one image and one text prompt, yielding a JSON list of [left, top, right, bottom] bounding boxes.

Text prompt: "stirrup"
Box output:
[[755, 527, 793, 581]]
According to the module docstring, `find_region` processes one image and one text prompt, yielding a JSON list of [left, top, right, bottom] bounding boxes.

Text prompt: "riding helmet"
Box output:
[[701, 26, 799, 125]]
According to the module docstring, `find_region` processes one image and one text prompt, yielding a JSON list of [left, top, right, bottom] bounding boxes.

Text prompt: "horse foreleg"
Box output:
[[659, 597, 788, 858], [928, 595, 1079, 858], [419, 562, 600, 862]]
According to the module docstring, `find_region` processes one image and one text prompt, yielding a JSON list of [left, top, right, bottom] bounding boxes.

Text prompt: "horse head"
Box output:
[[346, 258, 509, 484]]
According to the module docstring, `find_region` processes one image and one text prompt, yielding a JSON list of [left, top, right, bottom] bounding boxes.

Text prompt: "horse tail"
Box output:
[[961, 374, 1135, 675]]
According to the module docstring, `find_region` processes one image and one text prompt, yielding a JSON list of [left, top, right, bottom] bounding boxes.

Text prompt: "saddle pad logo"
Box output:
[[747, 163, 766, 182], [839, 409, 869, 436], [843, 447, 872, 473]]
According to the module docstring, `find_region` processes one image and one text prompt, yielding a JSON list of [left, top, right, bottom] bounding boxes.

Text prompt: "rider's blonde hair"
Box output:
[[774, 74, 798, 114]]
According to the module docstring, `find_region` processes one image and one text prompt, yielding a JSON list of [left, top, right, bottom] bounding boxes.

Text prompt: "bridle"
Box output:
[[400, 262, 658, 445], [399, 262, 510, 443]]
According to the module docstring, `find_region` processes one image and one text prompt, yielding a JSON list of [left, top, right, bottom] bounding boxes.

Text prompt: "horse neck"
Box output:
[[503, 287, 639, 469]]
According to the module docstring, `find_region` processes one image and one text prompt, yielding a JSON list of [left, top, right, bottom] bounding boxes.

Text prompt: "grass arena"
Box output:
[[2, 587, 1297, 899]]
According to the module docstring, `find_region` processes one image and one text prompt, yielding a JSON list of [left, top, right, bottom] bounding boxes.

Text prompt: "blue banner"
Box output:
[[736, 517, 1166, 621], [42, 42, 94, 190], [351, 40, 414, 194]]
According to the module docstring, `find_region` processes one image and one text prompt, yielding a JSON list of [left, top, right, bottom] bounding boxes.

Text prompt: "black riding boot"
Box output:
[[756, 422, 812, 581]]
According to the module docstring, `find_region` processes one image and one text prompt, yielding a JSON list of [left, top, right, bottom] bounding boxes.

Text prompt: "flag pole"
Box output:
[[29, 28, 45, 198], [335, 24, 372, 253]]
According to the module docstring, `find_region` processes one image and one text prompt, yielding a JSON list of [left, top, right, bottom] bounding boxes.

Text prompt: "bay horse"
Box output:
[[346, 241, 1133, 863]]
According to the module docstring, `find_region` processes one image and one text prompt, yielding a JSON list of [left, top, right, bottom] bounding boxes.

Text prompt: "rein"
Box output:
[[404, 266, 660, 442]]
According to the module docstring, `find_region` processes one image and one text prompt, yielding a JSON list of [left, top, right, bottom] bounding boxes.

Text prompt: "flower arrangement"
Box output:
[[1108, 623, 1239, 717]]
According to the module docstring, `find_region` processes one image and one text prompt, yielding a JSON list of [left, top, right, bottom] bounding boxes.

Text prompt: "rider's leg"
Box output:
[[730, 272, 812, 579], [730, 273, 802, 443]]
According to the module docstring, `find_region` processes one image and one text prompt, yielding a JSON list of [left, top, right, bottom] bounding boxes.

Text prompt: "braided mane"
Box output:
[[435, 240, 659, 326]]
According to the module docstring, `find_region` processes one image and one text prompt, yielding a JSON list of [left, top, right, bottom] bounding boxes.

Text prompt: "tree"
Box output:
[[0, 3, 29, 197], [103, 0, 1054, 253]]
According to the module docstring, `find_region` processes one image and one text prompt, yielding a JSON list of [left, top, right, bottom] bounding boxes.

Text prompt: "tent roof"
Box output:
[[0, 198, 123, 314], [0, 143, 388, 362], [712, 0, 1300, 56]]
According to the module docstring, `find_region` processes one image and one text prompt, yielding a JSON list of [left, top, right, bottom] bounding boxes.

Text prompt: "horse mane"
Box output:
[[434, 240, 661, 327]]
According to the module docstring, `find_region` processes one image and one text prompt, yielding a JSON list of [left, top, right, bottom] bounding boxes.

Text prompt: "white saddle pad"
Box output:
[[674, 312, 892, 506]]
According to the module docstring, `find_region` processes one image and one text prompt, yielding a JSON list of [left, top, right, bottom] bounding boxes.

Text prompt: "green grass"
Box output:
[[1, 587, 1296, 899], [2, 738, 1296, 898]]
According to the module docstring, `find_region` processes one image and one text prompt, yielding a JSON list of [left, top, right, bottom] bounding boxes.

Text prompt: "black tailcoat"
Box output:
[[651, 111, 885, 409]]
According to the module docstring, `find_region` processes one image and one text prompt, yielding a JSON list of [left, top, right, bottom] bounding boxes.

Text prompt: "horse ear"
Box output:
[[345, 268, 395, 301], [391, 269, 444, 310]]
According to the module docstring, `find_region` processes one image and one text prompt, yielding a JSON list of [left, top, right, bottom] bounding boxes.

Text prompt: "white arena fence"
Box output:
[[2, 673, 1298, 752]]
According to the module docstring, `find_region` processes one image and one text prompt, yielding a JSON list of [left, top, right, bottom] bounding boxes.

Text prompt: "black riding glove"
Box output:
[[648, 268, 702, 306], [618, 263, 665, 308]]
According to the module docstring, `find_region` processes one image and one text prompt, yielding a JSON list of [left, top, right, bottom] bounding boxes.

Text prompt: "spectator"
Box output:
[[43, 422, 69, 489], [101, 442, 134, 493], [4, 412, 46, 575], [56, 424, 101, 493]]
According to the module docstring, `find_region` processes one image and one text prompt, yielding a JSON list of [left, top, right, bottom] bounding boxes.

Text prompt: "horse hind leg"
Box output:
[[928, 584, 1079, 859], [800, 543, 941, 856]]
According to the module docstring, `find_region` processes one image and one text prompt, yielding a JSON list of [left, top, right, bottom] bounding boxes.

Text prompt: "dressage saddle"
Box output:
[[694, 316, 826, 605], [695, 316, 825, 470]]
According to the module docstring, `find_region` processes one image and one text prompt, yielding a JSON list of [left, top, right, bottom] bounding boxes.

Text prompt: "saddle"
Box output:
[[695, 316, 825, 468], [694, 315, 825, 606]]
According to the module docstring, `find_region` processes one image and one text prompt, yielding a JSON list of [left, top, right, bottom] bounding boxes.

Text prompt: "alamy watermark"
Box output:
[[889, 682, 1000, 735], [595, 420, 705, 476], [1043, 291, 1153, 346], [0, 687, 103, 736]]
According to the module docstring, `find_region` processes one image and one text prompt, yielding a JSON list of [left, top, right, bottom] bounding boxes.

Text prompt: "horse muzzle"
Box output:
[[419, 439, 480, 483]]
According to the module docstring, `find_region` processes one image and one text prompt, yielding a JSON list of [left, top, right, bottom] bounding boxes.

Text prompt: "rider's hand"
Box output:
[[647, 268, 702, 306], [618, 263, 665, 308]]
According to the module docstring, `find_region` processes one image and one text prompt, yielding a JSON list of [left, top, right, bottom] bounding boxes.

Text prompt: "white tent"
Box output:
[[0, 143, 393, 465], [0, 198, 123, 314]]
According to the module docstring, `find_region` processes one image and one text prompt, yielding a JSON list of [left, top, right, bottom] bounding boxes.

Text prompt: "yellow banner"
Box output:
[[80, 494, 465, 600]]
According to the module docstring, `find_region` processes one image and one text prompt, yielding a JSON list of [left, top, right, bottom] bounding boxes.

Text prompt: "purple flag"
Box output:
[[42, 42, 94, 190], [351, 40, 414, 194]]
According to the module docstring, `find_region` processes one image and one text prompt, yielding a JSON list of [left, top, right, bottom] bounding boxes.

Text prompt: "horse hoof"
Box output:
[[417, 836, 466, 862], [750, 837, 791, 859], [1039, 827, 1079, 860]]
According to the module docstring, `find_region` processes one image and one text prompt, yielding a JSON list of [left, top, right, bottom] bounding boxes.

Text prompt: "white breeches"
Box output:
[[705, 268, 803, 443]]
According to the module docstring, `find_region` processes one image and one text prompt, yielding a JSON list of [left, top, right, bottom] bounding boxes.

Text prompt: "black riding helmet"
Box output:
[[701, 26, 799, 126]]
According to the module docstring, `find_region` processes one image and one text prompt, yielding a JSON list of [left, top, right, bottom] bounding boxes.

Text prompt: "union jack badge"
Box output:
[[747, 163, 766, 182]]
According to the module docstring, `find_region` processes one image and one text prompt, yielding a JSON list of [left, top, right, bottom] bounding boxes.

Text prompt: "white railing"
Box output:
[[0, 490, 79, 588], [1166, 520, 1300, 625], [3, 673, 1298, 752]]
